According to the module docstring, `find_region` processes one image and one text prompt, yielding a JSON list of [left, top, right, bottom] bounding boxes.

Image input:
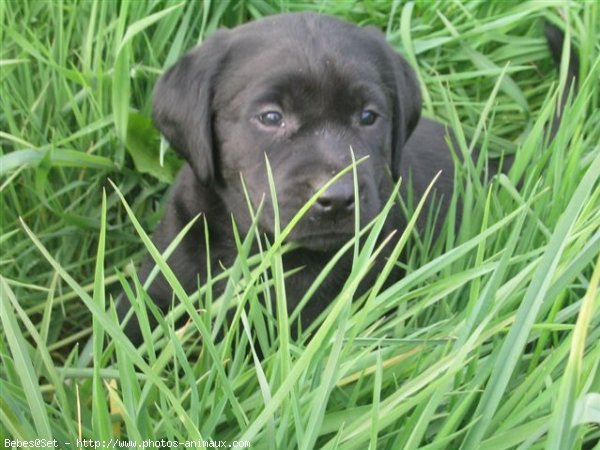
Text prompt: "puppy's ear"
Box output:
[[388, 52, 421, 177], [366, 28, 422, 178], [153, 30, 230, 183]]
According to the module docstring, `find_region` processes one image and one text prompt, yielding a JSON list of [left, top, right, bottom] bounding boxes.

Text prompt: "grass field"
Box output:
[[1, 1, 599, 449]]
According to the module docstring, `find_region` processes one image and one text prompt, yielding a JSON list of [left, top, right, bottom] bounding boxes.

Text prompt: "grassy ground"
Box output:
[[1, 1, 599, 449]]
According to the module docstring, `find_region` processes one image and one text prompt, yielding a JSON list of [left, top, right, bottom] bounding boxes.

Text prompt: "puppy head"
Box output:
[[153, 13, 421, 251]]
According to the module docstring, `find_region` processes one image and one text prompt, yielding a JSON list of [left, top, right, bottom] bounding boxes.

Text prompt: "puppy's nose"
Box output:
[[315, 182, 355, 213]]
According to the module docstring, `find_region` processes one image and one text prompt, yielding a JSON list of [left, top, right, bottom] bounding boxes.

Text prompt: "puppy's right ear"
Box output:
[[153, 30, 230, 183], [364, 27, 422, 179]]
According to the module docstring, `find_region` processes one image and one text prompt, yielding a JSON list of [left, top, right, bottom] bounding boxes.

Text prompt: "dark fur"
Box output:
[[118, 14, 576, 345]]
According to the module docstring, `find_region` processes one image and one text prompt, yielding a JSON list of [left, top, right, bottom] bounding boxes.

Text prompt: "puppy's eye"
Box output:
[[258, 111, 284, 127], [359, 110, 378, 126]]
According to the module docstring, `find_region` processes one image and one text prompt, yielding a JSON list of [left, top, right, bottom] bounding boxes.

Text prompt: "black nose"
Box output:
[[315, 182, 355, 213]]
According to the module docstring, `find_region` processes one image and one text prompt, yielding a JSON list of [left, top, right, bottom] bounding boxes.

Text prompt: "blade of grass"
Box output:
[[113, 2, 184, 144], [92, 190, 111, 439], [546, 253, 600, 450], [0, 278, 53, 438]]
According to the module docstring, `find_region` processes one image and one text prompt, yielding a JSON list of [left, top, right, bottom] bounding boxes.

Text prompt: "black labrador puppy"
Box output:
[[119, 13, 575, 345]]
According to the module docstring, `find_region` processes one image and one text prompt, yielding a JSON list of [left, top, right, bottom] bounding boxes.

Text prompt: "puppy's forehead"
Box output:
[[216, 14, 390, 106], [229, 13, 388, 67]]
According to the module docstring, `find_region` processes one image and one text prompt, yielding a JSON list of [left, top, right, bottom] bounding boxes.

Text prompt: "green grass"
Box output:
[[1, 1, 599, 449]]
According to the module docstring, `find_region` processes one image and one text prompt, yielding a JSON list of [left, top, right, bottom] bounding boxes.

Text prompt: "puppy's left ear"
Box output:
[[367, 28, 422, 178]]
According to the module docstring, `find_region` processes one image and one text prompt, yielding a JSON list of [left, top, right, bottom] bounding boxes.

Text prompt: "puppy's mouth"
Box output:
[[292, 231, 355, 252]]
